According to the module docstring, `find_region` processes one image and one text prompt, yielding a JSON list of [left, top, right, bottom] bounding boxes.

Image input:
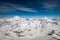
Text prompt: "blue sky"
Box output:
[[0, 0, 60, 17]]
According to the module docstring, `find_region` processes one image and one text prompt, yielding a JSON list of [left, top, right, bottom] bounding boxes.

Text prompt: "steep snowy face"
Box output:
[[0, 16, 60, 39]]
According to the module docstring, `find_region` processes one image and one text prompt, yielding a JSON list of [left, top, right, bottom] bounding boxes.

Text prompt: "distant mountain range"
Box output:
[[0, 16, 60, 40]]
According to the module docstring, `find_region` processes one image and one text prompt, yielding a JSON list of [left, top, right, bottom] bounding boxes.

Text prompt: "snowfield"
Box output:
[[0, 16, 60, 40]]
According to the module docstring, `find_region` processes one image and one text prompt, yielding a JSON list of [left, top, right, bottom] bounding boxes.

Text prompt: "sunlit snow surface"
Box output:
[[0, 16, 60, 40]]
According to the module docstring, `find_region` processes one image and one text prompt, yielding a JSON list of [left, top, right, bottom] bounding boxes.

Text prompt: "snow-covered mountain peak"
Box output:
[[6, 16, 21, 22], [42, 16, 53, 22], [0, 16, 60, 40], [13, 16, 20, 20], [43, 17, 49, 19]]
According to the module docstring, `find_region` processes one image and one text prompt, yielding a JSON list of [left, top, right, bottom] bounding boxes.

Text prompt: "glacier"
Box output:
[[0, 16, 60, 40]]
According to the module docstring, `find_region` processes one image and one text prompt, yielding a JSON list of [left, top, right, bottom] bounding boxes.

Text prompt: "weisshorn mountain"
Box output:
[[0, 16, 60, 40]]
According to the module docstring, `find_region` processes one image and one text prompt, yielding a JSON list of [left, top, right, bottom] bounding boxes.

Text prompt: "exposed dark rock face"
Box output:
[[16, 34, 25, 37], [4, 33, 10, 36], [47, 30, 55, 35], [26, 19, 29, 20], [52, 22, 58, 25], [13, 31, 21, 34], [52, 19, 57, 20], [13, 31, 25, 37], [28, 29, 31, 31]]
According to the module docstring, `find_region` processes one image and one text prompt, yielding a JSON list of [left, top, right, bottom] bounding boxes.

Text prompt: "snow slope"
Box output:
[[0, 16, 60, 40]]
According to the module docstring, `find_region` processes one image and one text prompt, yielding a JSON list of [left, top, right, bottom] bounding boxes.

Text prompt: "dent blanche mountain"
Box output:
[[0, 16, 60, 40]]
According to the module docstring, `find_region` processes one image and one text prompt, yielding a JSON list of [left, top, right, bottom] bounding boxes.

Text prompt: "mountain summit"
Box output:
[[12, 16, 20, 20]]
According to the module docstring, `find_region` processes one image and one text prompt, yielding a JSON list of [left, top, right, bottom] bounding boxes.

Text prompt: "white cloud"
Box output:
[[16, 7, 37, 12], [0, 3, 38, 13], [0, 3, 16, 12], [43, 0, 58, 10]]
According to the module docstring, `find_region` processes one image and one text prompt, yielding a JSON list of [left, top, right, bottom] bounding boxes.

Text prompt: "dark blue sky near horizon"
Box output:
[[0, 0, 60, 17]]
